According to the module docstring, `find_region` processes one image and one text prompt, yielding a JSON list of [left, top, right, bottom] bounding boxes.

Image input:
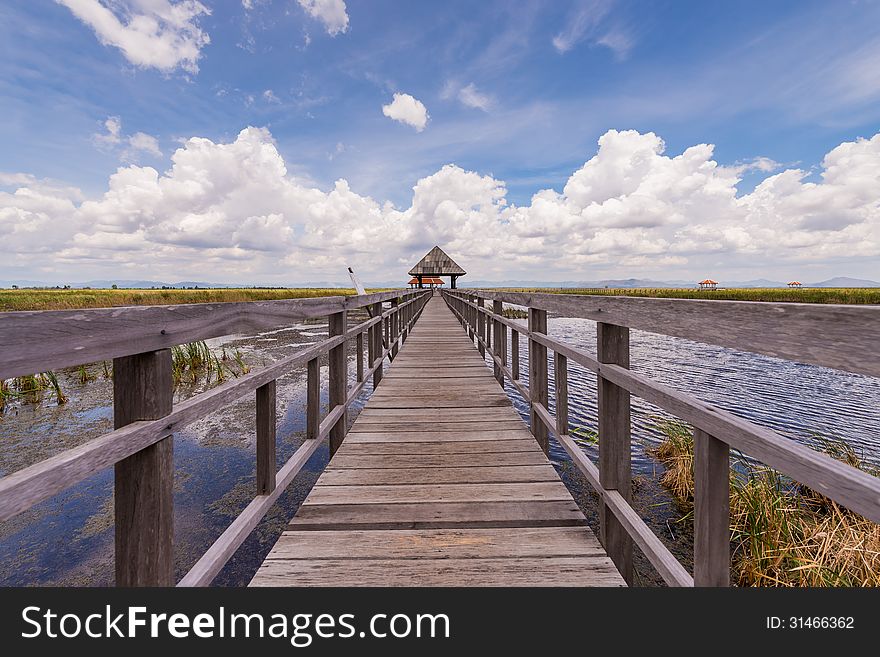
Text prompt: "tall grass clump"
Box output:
[[650, 420, 880, 586], [171, 341, 250, 385]]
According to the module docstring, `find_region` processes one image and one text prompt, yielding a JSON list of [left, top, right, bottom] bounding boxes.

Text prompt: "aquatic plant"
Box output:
[[44, 371, 68, 404], [77, 364, 95, 384]]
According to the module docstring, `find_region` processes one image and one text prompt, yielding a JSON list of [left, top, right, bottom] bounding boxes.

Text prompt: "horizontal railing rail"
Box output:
[[0, 289, 431, 586], [442, 289, 880, 587]]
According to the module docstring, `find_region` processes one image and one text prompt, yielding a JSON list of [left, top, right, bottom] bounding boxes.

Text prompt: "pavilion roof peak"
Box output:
[[408, 246, 466, 276]]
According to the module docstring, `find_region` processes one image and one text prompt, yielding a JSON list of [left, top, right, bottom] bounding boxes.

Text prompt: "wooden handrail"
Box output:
[[0, 289, 425, 380], [0, 288, 431, 586], [443, 289, 880, 378], [442, 289, 880, 587]]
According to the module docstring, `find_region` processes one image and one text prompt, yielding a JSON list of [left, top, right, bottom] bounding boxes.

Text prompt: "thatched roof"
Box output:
[[408, 246, 466, 276]]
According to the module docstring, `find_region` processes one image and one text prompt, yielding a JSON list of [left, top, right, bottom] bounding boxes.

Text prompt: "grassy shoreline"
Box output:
[[0, 287, 391, 312], [3, 285, 879, 311]]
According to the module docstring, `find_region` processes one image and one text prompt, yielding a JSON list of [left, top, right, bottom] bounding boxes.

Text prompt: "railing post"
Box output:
[[256, 380, 276, 494], [390, 297, 400, 360], [467, 296, 474, 340], [356, 332, 364, 382], [477, 298, 486, 358], [328, 310, 347, 456], [113, 349, 173, 587], [597, 322, 633, 585], [493, 300, 504, 383], [694, 428, 731, 586], [371, 302, 383, 387], [511, 329, 520, 380], [528, 308, 549, 454], [307, 357, 320, 440], [554, 353, 568, 437]]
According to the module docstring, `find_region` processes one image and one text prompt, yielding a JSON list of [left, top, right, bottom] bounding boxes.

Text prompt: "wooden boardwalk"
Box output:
[[251, 295, 625, 586]]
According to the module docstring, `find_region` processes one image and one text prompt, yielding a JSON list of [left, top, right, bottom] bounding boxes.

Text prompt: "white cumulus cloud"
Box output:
[[297, 0, 349, 36], [2, 127, 879, 283], [93, 117, 162, 161], [56, 0, 211, 74], [382, 93, 429, 132]]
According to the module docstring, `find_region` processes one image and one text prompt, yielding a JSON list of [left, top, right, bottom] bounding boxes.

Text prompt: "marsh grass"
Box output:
[[171, 341, 250, 385], [0, 287, 390, 312], [649, 419, 880, 586], [1, 371, 67, 409], [501, 287, 880, 304]]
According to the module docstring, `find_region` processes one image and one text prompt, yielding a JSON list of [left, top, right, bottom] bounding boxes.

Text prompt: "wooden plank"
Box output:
[[694, 429, 731, 586], [304, 482, 573, 505], [265, 527, 605, 559], [113, 349, 174, 587], [355, 408, 516, 421], [347, 420, 528, 433], [343, 430, 534, 442], [255, 380, 276, 494], [364, 398, 513, 409], [328, 452, 549, 469], [287, 500, 587, 530], [320, 465, 558, 485], [597, 322, 633, 585], [251, 556, 624, 587], [336, 440, 543, 456]]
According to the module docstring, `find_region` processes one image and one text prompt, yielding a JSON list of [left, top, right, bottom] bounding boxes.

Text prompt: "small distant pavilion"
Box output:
[[408, 246, 466, 289], [788, 281, 802, 288], [698, 279, 718, 290]]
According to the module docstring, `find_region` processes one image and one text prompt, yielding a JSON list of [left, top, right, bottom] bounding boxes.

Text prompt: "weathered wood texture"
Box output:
[[0, 289, 427, 380], [597, 322, 633, 585], [694, 429, 730, 586], [328, 310, 347, 456], [440, 289, 880, 379], [251, 296, 623, 587], [113, 349, 174, 587], [256, 380, 276, 494], [528, 308, 549, 453]]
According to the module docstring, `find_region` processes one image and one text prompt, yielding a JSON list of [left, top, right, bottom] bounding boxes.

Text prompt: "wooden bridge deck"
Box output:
[[250, 295, 625, 586]]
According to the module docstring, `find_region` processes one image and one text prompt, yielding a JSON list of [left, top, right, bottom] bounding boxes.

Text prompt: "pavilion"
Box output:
[[408, 246, 466, 289], [698, 279, 718, 290]]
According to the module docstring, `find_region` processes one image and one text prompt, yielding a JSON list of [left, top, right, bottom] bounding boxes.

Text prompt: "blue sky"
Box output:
[[1, 0, 879, 285]]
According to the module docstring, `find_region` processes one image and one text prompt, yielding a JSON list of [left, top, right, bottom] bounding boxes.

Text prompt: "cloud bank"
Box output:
[[1, 127, 878, 282]]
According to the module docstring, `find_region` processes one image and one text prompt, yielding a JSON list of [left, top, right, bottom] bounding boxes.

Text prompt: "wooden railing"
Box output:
[[442, 289, 880, 587], [0, 289, 431, 586]]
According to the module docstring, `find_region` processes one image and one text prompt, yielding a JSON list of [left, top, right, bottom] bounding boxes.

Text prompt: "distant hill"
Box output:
[[809, 277, 880, 288]]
